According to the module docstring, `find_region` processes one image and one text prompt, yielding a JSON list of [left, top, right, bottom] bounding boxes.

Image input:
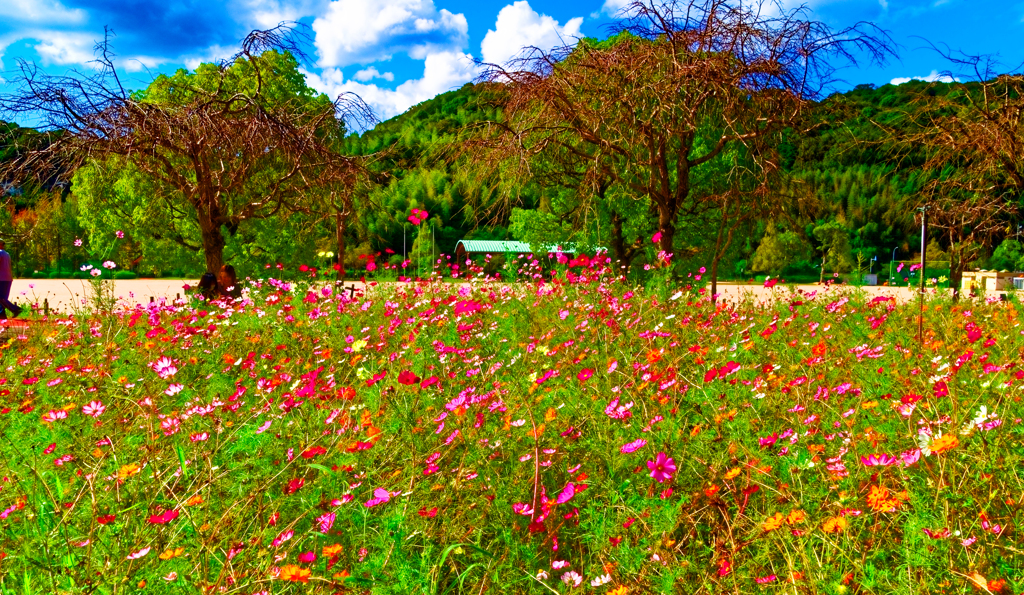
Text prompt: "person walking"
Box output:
[[0, 240, 22, 320]]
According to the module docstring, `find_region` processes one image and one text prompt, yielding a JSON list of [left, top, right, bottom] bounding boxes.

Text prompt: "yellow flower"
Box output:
[[323, 543, 343, 557], [608, 587, 628, 595], [723, 467, 741, 480]]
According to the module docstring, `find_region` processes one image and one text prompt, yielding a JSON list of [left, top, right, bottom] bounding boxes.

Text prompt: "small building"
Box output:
[[454, 240, 577, 263], [961, 270, 1017, 293]]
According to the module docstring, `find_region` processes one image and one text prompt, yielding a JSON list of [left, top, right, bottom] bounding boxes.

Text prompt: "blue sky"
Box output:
[[2, 0, 1024, 123]]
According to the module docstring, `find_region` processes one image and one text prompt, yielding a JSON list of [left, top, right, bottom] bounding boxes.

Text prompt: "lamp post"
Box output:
[[917, 206, 930, 344], [890, 246, 897, 285]]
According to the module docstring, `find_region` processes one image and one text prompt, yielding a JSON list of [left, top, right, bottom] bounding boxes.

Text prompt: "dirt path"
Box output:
[[4, 277, 974, 315]]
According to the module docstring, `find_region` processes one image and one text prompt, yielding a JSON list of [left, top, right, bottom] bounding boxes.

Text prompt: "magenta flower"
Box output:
[[298, 551, 316, 563], [860, 453, 897, 467], [646, 452, 676, 483], [620, 438, 647, 454], [577, 368, 594, 382]]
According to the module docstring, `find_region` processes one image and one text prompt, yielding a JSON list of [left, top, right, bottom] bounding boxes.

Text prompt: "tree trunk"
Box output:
[[610, 211, 639, 276], [949, 244, 966, 302], [656, 202, 676, 262], [336, 207, 347, 282], [198, 216, 226, 274]]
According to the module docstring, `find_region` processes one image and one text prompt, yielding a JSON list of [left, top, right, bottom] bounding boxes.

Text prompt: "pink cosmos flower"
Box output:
[[364, 487, 393, 507], [115, 230, 124, 239], [620, 438, 647, 454], [152, 357, 177, 379], [646, 452, 676, 483], [651, 231, 662, 244], [298, 551, 316, 563], [860, 453, 897, 467], [126, 546, 151, 560]]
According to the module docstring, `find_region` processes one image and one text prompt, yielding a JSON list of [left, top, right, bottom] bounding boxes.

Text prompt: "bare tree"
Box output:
[[908, 53, 1024, 298], [0, 25, 374, 273], [473, 0, 893, 290]]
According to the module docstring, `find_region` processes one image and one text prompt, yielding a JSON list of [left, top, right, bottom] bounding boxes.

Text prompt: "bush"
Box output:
[[113, 270, 138, 280], [30, 271, 47, 279]]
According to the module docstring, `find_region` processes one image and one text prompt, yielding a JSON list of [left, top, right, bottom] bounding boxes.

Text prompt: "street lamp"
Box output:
[[889, 246, 898, 284]]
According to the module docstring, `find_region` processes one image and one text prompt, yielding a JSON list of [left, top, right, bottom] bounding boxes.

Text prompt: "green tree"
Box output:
[[752, 223, 812, 275]]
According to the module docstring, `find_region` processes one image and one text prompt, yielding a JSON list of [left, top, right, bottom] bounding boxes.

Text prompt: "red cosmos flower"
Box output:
[[577, 368, 593, 382], [148, 509, 179, 524], [97, 514, 116, 525], [398, 370, 421, 385], [284, 478, 305, 495], [417, 507, 438, 517], [366, 370, 387, 387], [301, 446, 327, 459], [420, 376, 440, 389]]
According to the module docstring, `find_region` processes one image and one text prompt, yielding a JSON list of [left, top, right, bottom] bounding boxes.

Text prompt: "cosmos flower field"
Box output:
[[0, 261, 1021, 594]]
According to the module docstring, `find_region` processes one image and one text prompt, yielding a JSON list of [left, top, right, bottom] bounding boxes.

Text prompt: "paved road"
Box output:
[[4, 277, 973, 314]]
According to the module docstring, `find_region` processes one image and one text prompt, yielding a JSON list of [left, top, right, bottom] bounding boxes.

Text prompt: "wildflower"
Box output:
[[278, 564, 311, 583], [619, 438, 647, 454], [118, 463, 141, 480], [126, 547, 151, 560], [74, 238, 83, 246], [929, 434, 959, 454], [159, 547, 185, 560], [561, 571, 582, 587], [822, 516, 847, 533], [115, 230, 124, 238], [102, 260, 116, 269], [762, 512, 785, 532], [298, 551, 316, 563], [646, 452, 676, 483], [148, 509, 179, 524]]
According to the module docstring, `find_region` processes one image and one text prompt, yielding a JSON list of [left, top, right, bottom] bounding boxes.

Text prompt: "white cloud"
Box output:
[[312, 0, 468, 67], [31, 31, 96, 66], [303, 50, 478, 121], [232, 0, 331, 30], [599, 0, 632, 16], [890, 70, 958, 85], [480, 1, 583, 67], [0, 0, 86, 25], [354, 66, 395, 82]]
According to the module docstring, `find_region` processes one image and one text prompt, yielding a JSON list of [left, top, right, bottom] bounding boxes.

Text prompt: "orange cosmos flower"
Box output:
[[762, 512, 785, 532], [278, 564, 311, 583], [118, 463, 141, 480], [786, 510, 806, 525], [930, 434, 959, 454], [822, 516, 847, 533]]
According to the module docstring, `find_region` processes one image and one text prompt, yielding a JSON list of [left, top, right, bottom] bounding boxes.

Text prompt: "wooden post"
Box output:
[[150, 296, 154, 303], [347, 284, 357, 299], [43, 299, 49, 317]]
